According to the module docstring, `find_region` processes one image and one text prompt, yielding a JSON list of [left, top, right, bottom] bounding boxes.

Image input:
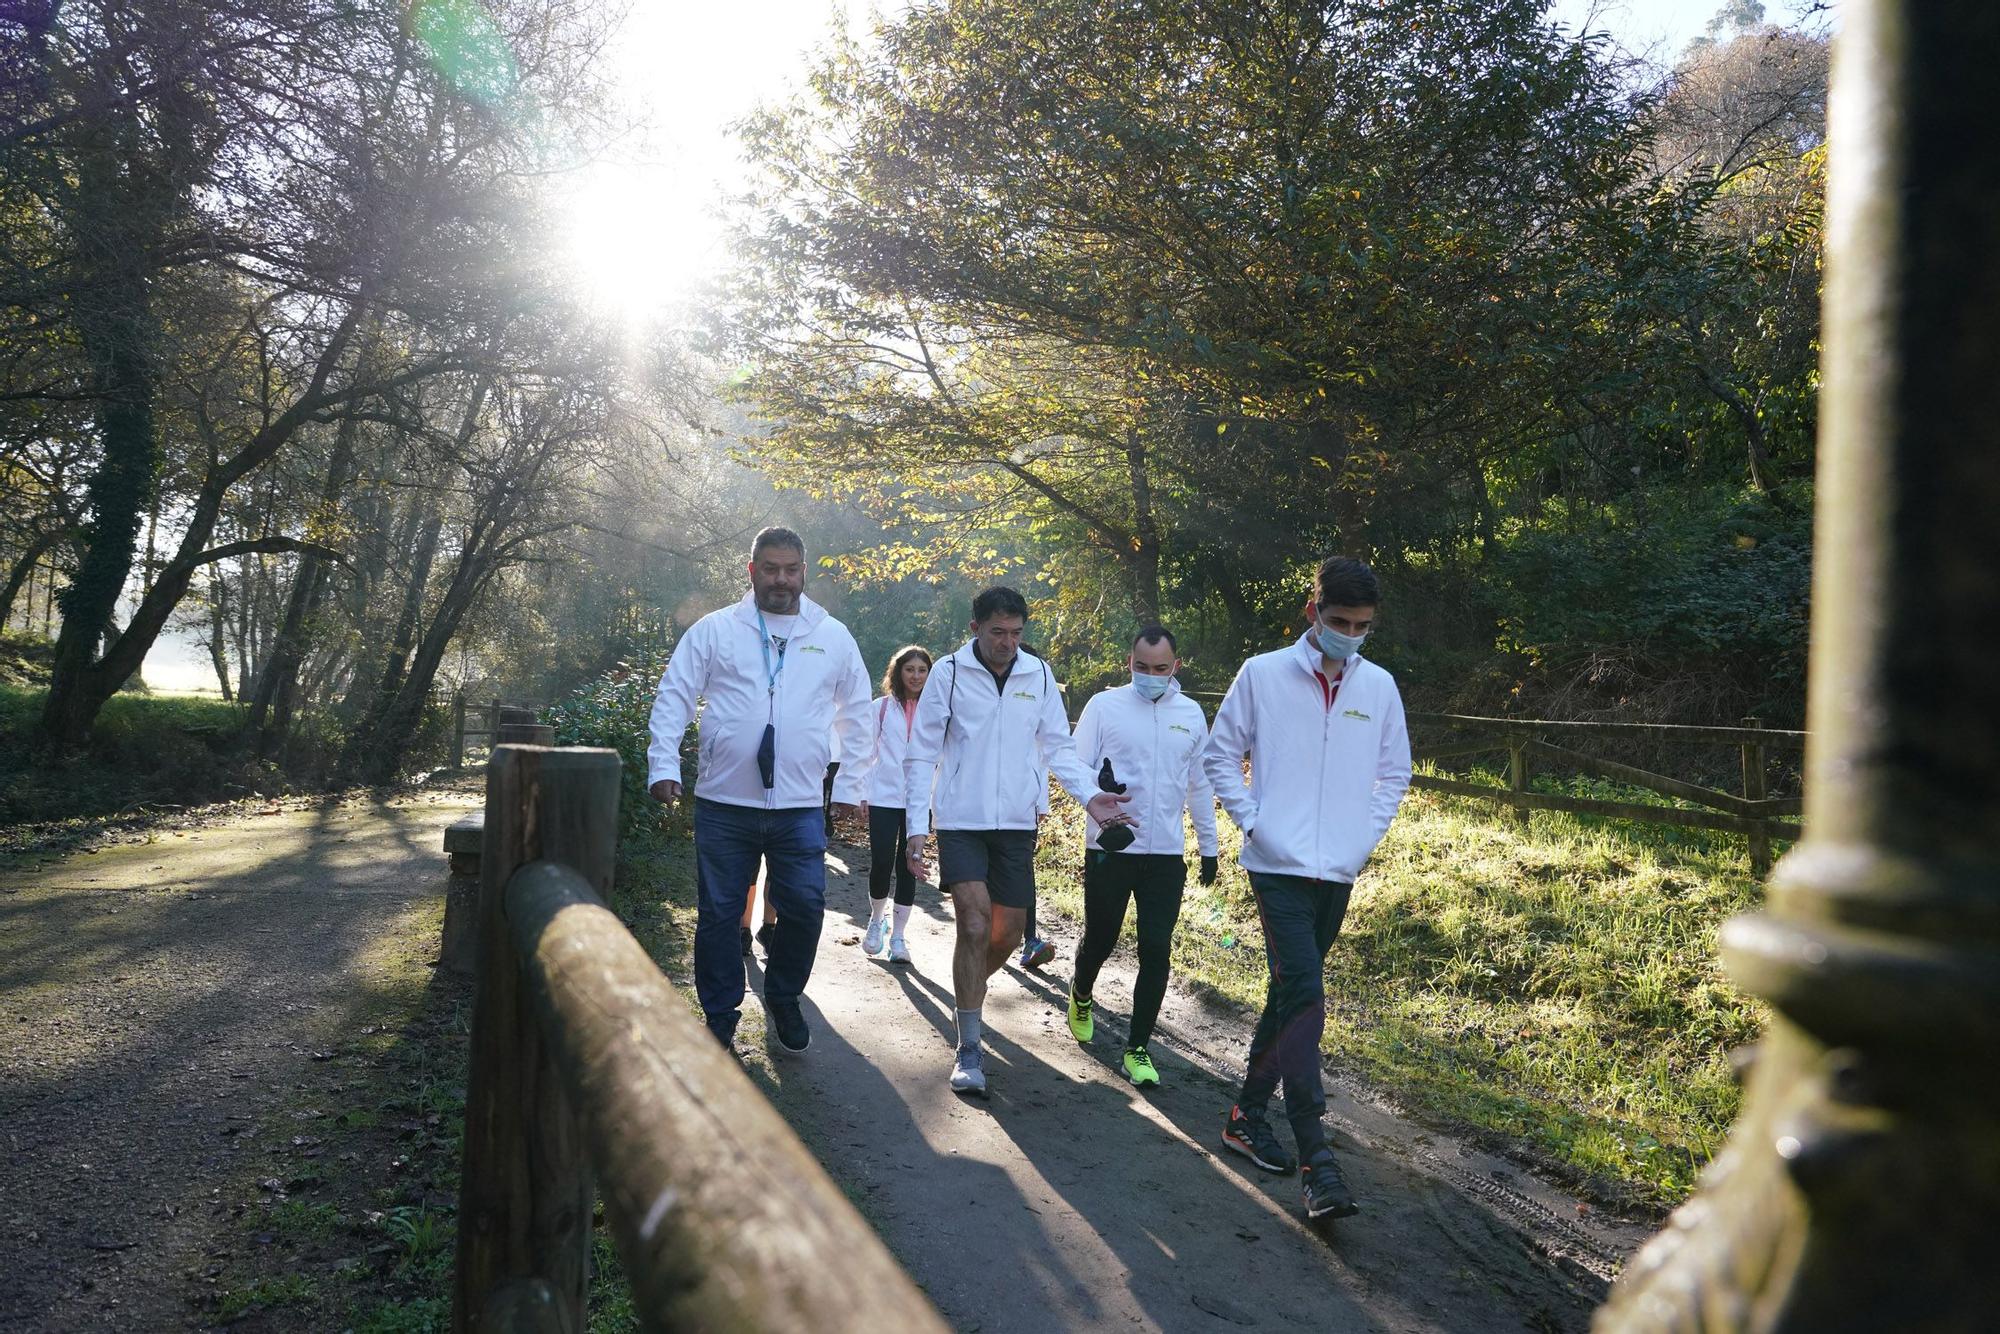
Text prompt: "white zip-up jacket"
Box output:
[[647, 593, 874, 809], [865, 694, 928, 809], [904, 642, 1097, 836], [1201, 636, 1412, 883], [1072, 680, 1220, 858]]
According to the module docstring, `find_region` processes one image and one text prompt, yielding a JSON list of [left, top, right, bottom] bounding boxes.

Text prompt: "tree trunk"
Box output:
[[1122, 426, 1164, 624], [41, 268, 158, 751], [0, 530, 69, 629], [358, 525, 498, 785], [207, 574, 233, 701]]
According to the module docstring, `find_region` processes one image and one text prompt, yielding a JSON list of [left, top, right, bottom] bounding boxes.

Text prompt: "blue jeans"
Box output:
[[693, 799, 827, 1040], [1239, 872, 1353, 1159]]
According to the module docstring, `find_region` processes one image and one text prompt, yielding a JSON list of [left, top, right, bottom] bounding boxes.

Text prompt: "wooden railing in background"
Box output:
[[1160, 690, 1804, 876], [452, 743, 947, 1332]]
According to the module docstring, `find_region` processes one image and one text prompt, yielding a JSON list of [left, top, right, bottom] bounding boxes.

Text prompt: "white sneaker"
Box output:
[[888, 934, 911, 965], [863, 916, 889, 956], [949, 1046, 987, 1097]]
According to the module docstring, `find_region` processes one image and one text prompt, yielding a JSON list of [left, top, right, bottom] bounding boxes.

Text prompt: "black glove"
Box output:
[[1199, 855, 1218, 885], [1098, 822, 1136, 853], [1097, 757, 1126, 794]]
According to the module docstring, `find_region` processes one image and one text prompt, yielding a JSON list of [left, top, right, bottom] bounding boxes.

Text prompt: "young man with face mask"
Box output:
[[903, 586, 1134, 1097], [1201, 557, 1411, 1221], [1065, 625, 1220, 1088], [647, 527, 874, 1055]]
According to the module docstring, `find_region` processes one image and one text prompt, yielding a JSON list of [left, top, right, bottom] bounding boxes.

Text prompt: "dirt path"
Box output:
[[0, 789, 480, 1332], [744, 842, 1652, 1334]]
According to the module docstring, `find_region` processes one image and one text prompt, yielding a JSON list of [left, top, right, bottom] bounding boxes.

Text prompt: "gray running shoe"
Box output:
[[950, 1045, 988, 1097]]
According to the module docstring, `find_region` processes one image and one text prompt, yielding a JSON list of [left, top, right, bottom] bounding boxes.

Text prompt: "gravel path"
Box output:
[[745, 844, 1651, 1333], [0, 790, 480, 1332]]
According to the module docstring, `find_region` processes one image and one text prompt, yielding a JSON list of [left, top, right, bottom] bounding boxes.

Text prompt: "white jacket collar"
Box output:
[[734, 591, 828, 634], [1293, 632, 1363, 679]]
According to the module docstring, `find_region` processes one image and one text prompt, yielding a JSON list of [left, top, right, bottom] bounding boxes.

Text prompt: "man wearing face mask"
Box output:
[[647, 526, 874, 1055], [1201, 556, 1411, 1222], [1065, 625, 1220, 1088]]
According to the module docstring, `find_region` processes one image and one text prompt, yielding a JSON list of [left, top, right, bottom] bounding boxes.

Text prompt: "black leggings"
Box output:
[[868, 804, 916, 906], [1072, 852, 1185, 1048]]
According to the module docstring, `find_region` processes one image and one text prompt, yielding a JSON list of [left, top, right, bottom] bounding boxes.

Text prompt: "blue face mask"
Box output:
[[1314, 623, 1367, 661], [1131, 671, 1171, 701]]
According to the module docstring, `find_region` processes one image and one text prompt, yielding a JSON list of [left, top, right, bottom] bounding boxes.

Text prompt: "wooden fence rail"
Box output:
[[451, 696, 546, 768], [1167, 692, 1803, 875], [454, 744, 947, 1333]]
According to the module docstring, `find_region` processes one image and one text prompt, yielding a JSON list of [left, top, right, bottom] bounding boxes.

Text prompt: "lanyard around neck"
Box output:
[[756, 609, 787, 696]]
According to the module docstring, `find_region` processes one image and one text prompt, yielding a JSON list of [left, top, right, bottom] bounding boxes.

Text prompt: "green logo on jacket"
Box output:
[[1168, 723, 1193, 735], [1342, 708, 1371, 721], [798, 644, 826, 655], [1011, 690, 1038, 700]]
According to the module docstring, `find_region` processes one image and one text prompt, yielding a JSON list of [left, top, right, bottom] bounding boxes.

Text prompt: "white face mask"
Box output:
[[1131, 671, 1171, 701], [1314, 623, 1366, 661]]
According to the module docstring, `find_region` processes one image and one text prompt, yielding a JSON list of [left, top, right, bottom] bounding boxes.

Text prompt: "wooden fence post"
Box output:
[[454, 745, 621, 1334], [1741, 716, 1770, 877], [452, 692, 466, 770], [1508, 736, 1530, 826]]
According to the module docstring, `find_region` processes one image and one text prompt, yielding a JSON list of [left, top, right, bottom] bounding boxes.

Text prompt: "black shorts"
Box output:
[[934, 829, 1039, 909]]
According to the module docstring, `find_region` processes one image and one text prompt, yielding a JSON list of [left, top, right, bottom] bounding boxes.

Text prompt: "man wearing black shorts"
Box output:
[[904, 587, 1132, 1096]]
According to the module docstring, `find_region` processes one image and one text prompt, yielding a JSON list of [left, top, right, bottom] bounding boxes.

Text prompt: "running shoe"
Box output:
[[1020, 937, 1056, 970], [768, 999, 811, 1054], [863, 916, 890, 956], [1122, 1046, 1160, 1087], [950, 1046, 988, 1097], [888, 934, 912, 965], [1301, 1150, 1359, 1220], [1066, 987, 1094, 1043], [739, 926, 753, 957], [1222, 1105, 1297, 1175], [756, 922, 776, 955]]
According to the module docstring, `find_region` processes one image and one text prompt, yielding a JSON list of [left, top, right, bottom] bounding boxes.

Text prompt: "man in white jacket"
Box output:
[[1201, 557, 1411, 1222], [1066, 624, 1220, 1089], [647, 527, 874, 1053], [903, 586, 1132, 1096]]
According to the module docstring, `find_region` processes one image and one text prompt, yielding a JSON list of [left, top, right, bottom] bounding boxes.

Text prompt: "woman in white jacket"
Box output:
[[862, 646, 933, 963]]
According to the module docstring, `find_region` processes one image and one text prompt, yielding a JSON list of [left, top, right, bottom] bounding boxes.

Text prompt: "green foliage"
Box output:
[[0, 630, 54, 687], [1489, 487, 1812, 721], [216, 1272, 319, 1321], [546, 650, 686, 836]]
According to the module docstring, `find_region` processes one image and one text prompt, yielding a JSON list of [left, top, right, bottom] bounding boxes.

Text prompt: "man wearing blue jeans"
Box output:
[[647, 527, 874, 1053], [1202, 557, 1411, 1221]]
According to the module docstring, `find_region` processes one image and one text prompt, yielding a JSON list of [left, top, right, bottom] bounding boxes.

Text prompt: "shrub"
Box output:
[[546, 649, 692, 836]]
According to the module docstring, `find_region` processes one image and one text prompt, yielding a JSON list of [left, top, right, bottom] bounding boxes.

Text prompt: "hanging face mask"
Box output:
[[1131, 671, 1171, 701], [1314, 623, 1367, 661]]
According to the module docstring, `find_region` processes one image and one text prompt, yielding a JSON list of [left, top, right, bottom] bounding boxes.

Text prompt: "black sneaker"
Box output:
[[1301, 1150, 1359, 1220], [740, 926, 754, 957], [706, 1014, 738, 1050], [756, 922, 776, 955], [769, 999, 810, 1053], [1222, 1105, 1296, 1175]]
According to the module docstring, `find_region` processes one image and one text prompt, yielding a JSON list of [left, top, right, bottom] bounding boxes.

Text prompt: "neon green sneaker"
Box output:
[[1066, 987, 1094, 1043], [1122, 1046, 1160, 1087]]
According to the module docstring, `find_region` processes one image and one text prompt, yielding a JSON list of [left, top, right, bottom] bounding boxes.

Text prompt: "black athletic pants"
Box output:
[[867, 804, 916, 906], [1072, 851, 1185, 1049]]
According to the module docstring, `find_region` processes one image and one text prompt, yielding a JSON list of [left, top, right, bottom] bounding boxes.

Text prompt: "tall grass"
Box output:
[[1033, 771, 1771, 1208]]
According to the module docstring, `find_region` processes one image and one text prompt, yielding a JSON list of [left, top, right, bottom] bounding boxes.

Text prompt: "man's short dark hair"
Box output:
[[971, 585, 1029, 623], [1133, 623, 1178, 654], [750, 526, 806, 561], [1315, 556, 1380, 608]]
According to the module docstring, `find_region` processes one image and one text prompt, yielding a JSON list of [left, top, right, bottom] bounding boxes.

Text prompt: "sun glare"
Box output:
[[559, 164, 707, 323]]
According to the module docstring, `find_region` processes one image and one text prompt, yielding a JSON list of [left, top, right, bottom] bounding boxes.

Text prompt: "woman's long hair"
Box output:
[[881, 645, 934, 701]]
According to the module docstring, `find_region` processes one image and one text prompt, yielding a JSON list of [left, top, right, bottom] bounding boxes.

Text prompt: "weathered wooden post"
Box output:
[[452, 691, 467, 770], [1508, 734, 1530, 826], [454, 745, 620, 1333], [1598, 3, 2000, 1327], [1740, 717, 1770, 878]]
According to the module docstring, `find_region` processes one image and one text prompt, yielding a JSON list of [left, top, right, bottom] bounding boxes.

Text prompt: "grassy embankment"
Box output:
[[0, 679, 448, 839], [1031, 767, 1773, 1211]]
